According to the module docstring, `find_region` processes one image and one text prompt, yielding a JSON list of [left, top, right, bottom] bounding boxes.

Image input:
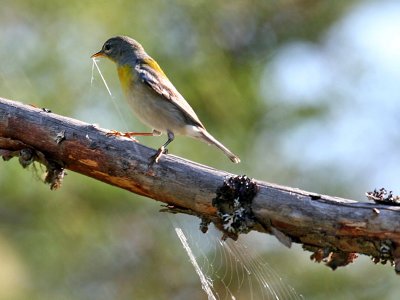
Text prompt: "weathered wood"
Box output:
[[1, 97, 399, 272], [0, 97, 232, 215]]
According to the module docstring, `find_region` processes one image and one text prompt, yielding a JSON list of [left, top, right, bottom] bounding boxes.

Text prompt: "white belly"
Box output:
[[125, 83, 189, 135]]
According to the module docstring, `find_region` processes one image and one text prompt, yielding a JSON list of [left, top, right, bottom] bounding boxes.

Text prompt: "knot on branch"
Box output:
[[1, 141, 65, 190], [371, 240, 394, 266], [305, 246, 358, 270], [213, 175, 258, 240], [43, 160, 65, 190], [366, 188, 400, 205]]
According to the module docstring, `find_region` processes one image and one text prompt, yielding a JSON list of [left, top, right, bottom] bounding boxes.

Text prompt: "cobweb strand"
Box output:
[[171, 215, 304, 300], [91, 58, 128, 130]]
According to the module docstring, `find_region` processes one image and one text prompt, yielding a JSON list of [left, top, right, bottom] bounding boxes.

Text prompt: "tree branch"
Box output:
[[1, 97, 399, 273]]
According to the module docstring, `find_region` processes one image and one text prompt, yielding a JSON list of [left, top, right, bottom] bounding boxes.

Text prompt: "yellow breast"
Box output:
[[117, 65, 135, 94]]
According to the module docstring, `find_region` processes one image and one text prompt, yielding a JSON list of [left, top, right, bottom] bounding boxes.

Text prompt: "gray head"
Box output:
[[91, 36, 147, 64]]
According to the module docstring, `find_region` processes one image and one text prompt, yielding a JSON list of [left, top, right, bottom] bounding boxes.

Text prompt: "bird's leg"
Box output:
[[122, 129, 162, 138], [149, 131, 174, 165], [107, 129, 161, 141]]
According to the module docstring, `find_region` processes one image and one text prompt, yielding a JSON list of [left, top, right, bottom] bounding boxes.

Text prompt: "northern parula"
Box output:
[[91, 36, 240, 164]]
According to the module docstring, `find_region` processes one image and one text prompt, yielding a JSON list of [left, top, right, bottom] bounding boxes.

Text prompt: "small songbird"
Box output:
[[91, 36, 240, 164]]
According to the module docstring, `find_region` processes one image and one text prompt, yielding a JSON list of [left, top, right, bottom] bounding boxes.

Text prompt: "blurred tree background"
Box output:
[[1, 0, 400, 299]]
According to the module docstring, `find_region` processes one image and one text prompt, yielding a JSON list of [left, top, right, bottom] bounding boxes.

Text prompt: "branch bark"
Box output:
[[1, 97, 399, 273]]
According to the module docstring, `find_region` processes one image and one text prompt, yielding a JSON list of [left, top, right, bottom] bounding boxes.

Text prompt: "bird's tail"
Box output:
[[196, 128, 240, 163]]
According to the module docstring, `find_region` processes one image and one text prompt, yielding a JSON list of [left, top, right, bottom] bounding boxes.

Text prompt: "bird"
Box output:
[[91, 36, 240, 165]]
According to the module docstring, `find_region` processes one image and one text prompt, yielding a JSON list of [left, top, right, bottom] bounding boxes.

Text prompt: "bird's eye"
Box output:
[[104, 44, 111, 52]]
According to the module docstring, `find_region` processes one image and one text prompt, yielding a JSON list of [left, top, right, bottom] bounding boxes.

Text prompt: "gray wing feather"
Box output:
[[136, 63, 205, 128]]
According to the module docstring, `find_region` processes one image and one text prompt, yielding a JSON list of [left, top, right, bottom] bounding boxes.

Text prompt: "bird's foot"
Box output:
[[106, 130, 138, 142], [148, 146, 168, 166]]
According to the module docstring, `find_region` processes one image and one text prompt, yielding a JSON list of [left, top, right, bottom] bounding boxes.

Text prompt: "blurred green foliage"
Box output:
[[0, 1, 399, 299]]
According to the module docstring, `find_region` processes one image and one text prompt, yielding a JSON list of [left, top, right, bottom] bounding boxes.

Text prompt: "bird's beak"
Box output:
[[91, 50, 105, 58]]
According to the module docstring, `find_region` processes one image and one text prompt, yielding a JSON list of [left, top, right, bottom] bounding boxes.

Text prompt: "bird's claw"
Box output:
[[148, 147, 168, 166]]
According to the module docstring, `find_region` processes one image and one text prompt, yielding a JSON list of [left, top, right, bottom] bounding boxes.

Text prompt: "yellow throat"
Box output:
[[117, 64, 134, 94]]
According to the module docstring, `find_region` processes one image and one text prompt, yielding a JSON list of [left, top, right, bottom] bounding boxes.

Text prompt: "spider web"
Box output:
[[171, 215, 303, 300]]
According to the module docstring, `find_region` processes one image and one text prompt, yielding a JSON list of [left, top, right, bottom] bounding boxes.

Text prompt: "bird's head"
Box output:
[[91, 36, 146, 65]]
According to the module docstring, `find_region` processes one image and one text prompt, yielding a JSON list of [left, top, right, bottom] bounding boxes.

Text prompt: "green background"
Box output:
[[1, 0, 399, 299]]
